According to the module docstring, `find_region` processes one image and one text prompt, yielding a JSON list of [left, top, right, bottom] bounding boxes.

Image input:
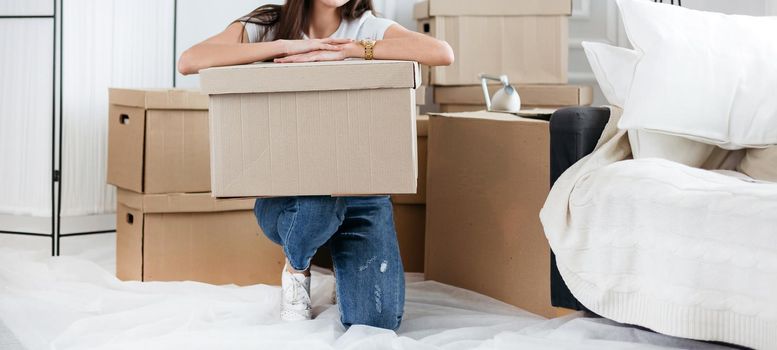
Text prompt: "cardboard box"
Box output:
[[200, 60, 421, 198], [414, 0, 573, 17], [116, 189, 285, 285], [416, 86, 426, 106], [435, 84, 593, 113], [415, 0, 571, 86], [310, 202, 426, 273], [391, 203, 426, 273], [420, 65, 432, 87], [107, 89, 211, 194], [425, 111, 553, 317], [416, 87, 426, 115], [392, 115, 429, 205]]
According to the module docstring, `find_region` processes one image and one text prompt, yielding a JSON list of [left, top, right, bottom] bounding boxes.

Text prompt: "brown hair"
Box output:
[[238, 0, 375, 42]]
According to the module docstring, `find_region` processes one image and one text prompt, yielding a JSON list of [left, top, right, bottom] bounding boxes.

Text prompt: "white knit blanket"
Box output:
[[540, 107, 777, 350]]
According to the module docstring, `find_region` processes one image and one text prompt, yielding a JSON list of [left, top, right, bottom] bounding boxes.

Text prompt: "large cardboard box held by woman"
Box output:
[[313, 116, 430, 273], [200, 60, 421, 199]]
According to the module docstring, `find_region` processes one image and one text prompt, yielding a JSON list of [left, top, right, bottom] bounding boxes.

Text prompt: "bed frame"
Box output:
[[548, 107, 612, 311]]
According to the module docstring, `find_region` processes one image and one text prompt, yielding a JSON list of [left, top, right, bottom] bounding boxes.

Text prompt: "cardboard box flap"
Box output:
[[417, 115, 429, 137], [117, 188, 254, 213], [430, 110, 554, 123], [200, 60, 421, 95], [109, 88, 209, 110], [435, 85, 593, 106], [414, 0, 572, 19]]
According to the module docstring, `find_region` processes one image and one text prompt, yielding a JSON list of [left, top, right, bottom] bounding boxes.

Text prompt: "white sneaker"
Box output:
[[281, 261, 312, 322]]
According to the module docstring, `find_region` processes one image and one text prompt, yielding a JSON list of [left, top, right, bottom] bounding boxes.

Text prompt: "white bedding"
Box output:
[[0, 234, 736, 350], [541, 107, 777, 349]]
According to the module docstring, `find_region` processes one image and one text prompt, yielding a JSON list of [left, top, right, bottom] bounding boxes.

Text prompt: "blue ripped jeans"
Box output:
[[254, 196, 405, 331]]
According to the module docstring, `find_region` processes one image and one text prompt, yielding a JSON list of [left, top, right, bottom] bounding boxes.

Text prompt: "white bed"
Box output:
[[541, 109, 777, 349]]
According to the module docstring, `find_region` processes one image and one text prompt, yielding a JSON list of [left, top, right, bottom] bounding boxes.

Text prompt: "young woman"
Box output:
[[179, 0, 453, 331]]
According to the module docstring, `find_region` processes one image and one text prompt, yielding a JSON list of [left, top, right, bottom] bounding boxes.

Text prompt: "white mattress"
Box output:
[[549, 158, 777, 349]]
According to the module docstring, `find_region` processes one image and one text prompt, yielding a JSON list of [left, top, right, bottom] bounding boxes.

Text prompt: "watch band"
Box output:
[[360, 39, 376, 60]]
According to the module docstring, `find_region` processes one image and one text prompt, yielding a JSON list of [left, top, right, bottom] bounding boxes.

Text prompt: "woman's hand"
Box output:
[[274, 42, 360, 63], [279, 38, 353, 56], [274, 25, 456, 67], [178, 24, 355, 74], [274, 50, 344, 63]]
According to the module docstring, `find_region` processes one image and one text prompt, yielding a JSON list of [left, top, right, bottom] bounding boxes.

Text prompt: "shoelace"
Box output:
[[285, 273, 311, 309]]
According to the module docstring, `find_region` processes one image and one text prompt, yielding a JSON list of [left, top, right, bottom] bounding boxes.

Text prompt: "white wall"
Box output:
[[0, 0, 53, 15], [60, 0, 175, 217], [375, 0, 416, 29], [768, 0, 777, 15], [684, 0, 767, 15]]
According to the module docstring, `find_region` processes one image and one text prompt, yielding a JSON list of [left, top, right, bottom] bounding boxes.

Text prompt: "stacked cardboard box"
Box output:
[[110, 62, 426, 283], [414, 0, 593, 112], [425, 111, 554, 318], [107, 88, 285, 285], [115, 189, 283, 285], [415, 0, 570, 86], [435, 84, 593, 113]]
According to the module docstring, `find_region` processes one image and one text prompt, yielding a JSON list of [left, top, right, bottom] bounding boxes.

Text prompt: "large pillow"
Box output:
[[627, 130, 714, 167], [581, 42, 638, 108], [583, 41, 715, 167], [617, 0, 777, 149], [738, 147, 777, 182]]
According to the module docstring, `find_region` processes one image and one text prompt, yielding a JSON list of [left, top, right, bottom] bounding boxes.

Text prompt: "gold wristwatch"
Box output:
[[358, 39, 376, 60]]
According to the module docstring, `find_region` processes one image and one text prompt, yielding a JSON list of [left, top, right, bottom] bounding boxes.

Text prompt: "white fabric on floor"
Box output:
[[0, 237, 736, 350]]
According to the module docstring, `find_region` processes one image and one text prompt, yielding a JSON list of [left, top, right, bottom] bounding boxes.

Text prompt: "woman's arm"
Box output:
[[274, 24, 454, 66], [368, 25, 454, 66], [178, 23, 352, 75]]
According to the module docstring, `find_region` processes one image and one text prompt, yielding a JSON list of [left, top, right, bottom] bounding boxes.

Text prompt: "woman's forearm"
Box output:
[[178, 41, 286, 75], [370, 37, 454, 66], [348, 25, 454, 67]]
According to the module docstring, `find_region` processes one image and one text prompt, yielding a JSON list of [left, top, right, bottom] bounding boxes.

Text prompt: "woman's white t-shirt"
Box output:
[[243, 10, 396, 43]]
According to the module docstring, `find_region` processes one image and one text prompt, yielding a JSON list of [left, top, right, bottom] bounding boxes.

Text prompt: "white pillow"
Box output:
[[627, 129, 715, 167], [583, 41, 715, 167], [617, 0, 777, 149], [581, 41, 638, 108]]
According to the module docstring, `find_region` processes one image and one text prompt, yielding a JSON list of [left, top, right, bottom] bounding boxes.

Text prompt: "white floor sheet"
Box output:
[[0, 235, 735, 350]]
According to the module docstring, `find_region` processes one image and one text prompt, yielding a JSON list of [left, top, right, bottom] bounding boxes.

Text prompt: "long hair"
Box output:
[[238, 0, 375, 42]]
